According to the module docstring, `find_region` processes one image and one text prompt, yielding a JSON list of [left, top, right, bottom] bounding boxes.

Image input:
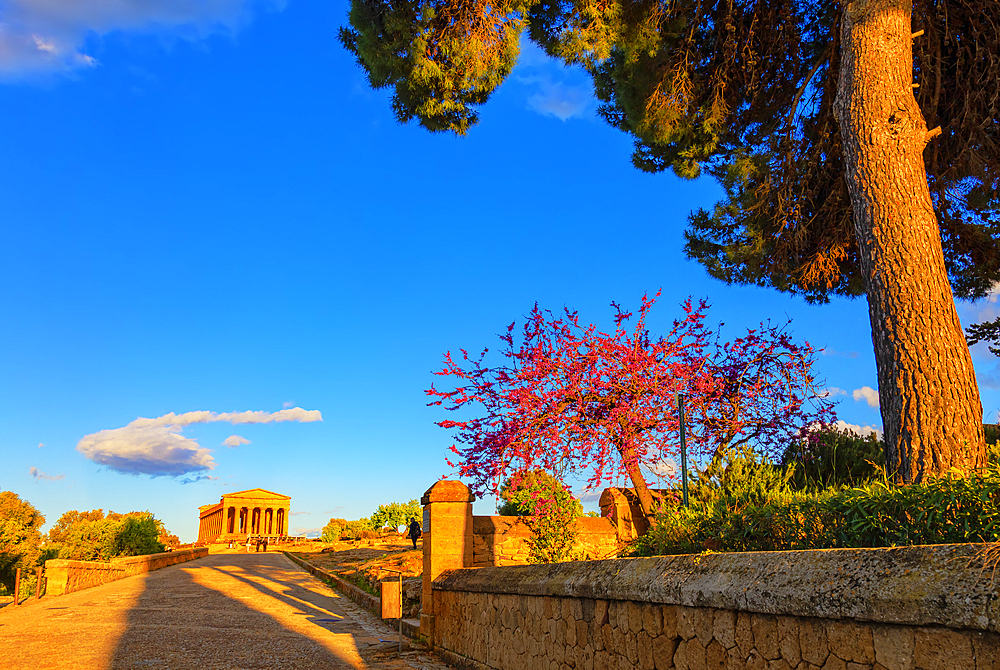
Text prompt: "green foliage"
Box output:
[[632, 448, 1000, 556], [51, 510, 165, 562], [321, 518, 349, 542], [781, 427, 884, 489], [339, 0, 530, 134], [341, 519, 378, 541], [368, 500, 422, 531], [0, 491, 45, 594], [500, 470, 582, 563]]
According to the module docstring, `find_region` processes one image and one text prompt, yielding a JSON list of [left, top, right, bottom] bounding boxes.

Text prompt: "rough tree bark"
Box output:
[[833, 0, 985, 482]]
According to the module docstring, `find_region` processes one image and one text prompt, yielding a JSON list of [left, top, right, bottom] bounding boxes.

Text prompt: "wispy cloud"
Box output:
[[818, 387, 848, 398], [222, 435, 250, 448], [820, 348, 859, 359], [37, 442, 44, 448], [0, 0, 285, 80], [76, 407, 322, 477], [513, 42, 594, 122], [180, 474, 220, 484], [852, 386, 880, 408], [293, 526, 322, 537], [29, 466, 65, 481]]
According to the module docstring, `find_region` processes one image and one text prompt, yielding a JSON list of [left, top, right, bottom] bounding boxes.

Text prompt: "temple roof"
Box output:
[[222, 488, 290, 500]]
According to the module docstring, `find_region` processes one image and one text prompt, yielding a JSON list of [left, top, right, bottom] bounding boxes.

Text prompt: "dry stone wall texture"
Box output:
[[430, 545, 1000, 670], [45, 547, 209, 596]]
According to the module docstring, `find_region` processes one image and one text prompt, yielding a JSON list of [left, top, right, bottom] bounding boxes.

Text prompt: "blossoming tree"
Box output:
[[427, 293, 835, 520]]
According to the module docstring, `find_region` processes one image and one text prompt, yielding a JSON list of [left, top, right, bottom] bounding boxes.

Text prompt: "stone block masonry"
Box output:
[[45, 547, 209, 596], [429, 544, 1000, 670]]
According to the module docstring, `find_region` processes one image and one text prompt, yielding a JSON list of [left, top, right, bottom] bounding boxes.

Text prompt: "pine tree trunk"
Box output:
[[833, 0, 985, 482]]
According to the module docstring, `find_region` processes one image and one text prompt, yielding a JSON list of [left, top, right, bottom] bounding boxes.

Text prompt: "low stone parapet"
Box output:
[[45, 547, 209, 597], [430, 543, 1000, 670]]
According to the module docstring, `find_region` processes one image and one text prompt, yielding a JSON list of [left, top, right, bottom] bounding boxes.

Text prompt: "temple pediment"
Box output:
[[224, 488, 290, 500]]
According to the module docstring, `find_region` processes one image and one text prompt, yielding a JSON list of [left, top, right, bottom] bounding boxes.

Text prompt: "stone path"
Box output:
[[0, 552, 453, 670]]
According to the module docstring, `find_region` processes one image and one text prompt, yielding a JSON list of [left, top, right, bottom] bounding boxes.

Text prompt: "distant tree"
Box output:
[[428, 294, 834, 520], [782, 427, 885, 489], [342, 0, 999, 482], [499, 470, 582, 563], [321, 518, 348, 542], [368, 500, 422, 532], [0, 492, 44, 594]]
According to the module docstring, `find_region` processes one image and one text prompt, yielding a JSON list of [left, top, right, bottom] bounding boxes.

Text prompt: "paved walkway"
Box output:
[[0, 552, 452, 670]]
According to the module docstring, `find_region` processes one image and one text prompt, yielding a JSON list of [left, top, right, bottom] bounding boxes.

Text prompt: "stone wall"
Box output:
[[430, 544, 1000, 670], [45, 547, 209, 597], [472, 516, 619, 567]]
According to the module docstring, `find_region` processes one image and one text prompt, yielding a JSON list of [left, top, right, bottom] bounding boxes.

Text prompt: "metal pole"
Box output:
[[13, 568, 20, 607], [678, 393, 689, 507]]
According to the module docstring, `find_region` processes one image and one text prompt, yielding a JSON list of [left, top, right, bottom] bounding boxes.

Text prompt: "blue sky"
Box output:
[[3, 0, 998, 543]]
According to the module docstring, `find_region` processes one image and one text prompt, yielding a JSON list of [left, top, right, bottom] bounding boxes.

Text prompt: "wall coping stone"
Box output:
[[432, 543, 1000, 633], [421, 480, 475, 505]]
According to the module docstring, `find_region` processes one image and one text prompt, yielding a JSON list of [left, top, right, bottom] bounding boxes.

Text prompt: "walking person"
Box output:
[[407, 517, 422, 549], [263, 537, 268, 552]]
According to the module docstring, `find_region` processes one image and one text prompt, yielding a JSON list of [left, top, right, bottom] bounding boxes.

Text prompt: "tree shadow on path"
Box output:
[[107, 552, 400, 670]]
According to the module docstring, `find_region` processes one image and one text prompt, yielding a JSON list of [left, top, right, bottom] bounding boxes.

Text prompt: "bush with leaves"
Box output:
[[368, 500, 422, 532], [321, 518, 348, 542], [0, 491, 45, 595], [49, 510, 165, 562], [499, 470, 582, 564], [781, 426, 885, 489], [632, 449, 1000, 556], [341, 519, 377, 541]]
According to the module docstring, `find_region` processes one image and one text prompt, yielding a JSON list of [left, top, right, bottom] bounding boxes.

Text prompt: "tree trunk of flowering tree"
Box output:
[[619, 442, 657, 518], [834, 0, 985, 482]]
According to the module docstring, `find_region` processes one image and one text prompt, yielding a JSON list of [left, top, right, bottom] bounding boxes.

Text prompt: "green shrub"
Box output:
[[341, 519, 377, 541], [321, 518, 348, 542], [54, 511, 165, 561], [633, 453, 1000, 556], [781, 427, 884, 489], [368, 500, 421, 532], [499, 469, 582, 563]]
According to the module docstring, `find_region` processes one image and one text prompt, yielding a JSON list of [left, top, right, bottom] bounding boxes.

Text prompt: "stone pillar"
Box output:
[[419, 480, 474, 645]]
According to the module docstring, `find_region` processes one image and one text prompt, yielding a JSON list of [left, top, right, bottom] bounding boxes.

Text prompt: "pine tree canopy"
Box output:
[[340, 0, 999, 303]]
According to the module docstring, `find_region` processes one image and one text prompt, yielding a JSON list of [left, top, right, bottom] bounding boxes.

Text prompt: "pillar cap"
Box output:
[[421, 480, 475, 505]]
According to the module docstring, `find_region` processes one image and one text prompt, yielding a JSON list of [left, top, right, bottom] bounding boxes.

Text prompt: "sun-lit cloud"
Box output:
[[853, 386, 880, 408], [222, 435, 251, 448], [0, 0, 285, 80], [832, 420, 883, 440], [29, 466, 65, 481], [37, 442, 44, 448], [76, 407, 322, 477]]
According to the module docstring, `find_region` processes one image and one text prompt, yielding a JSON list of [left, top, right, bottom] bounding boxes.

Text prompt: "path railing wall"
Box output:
[[420, 480, 1000, 670], [45, 547, 209, 597]]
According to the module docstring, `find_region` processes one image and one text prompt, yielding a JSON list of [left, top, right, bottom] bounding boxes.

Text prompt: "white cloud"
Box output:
[[513, 41, 594, 122], [646, 458, 678, 479], [29, 466, 65, 481], [820, 348, 859, 359], [832, 420, 883, 440], [282, 400, 294, 408], [818, 387, 847, 398], [222, 434, 250, 448], [0, 0, 285, 80], [37, 442, 44, 448], [76, 407, 322, 477], [853, 386, 880, 408]]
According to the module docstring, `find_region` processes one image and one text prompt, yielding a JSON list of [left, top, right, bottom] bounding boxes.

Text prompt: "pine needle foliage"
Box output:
[[340, 0, 1000, 301]]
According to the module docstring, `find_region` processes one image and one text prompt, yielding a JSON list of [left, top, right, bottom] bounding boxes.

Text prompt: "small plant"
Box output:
[[499, 469, 582, 564]]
